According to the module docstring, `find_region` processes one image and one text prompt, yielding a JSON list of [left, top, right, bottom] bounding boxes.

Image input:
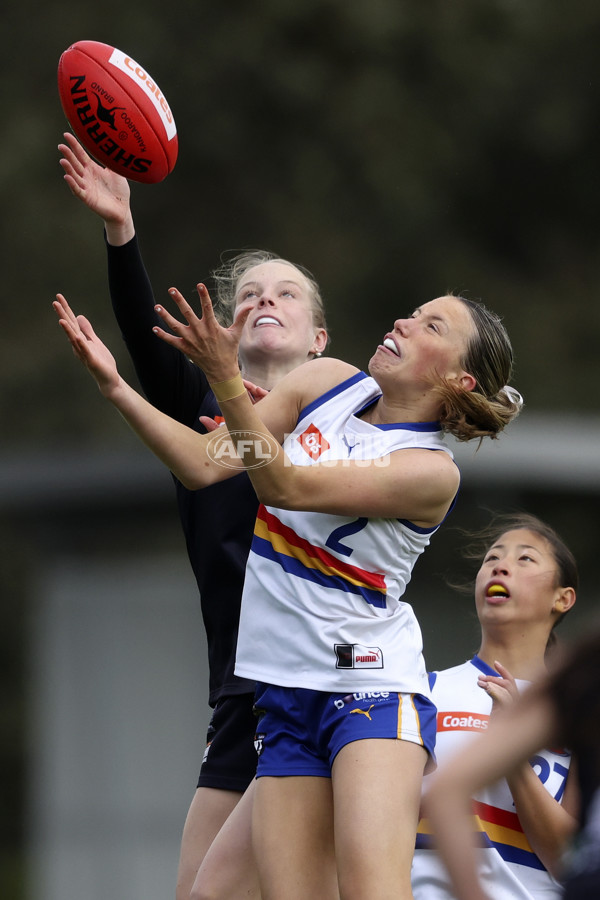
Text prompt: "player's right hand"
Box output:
[[53, 293, 122, 398], [58, 132, 132, 231]]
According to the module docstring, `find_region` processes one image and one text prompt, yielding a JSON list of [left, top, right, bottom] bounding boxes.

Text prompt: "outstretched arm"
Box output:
[[59, 132, 134, 245], [53, 294, 240, 487], [59, 132, 210, 422], [150, 284, 461, 526], [55, 285, 459, 524]]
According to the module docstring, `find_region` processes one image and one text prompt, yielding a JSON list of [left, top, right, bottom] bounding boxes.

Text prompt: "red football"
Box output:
[[58, 40, 178, 184]]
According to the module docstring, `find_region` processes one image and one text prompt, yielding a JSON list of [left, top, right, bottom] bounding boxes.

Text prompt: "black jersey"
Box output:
[[107, 234, 256, 705]]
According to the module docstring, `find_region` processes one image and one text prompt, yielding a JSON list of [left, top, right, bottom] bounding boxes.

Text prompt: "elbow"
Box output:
[[251, 467, 311, 511], [173, 466, 211, 492], [175, 472, 201, 491], [254, 479, 303, 510], [255, 485, 288, 508]]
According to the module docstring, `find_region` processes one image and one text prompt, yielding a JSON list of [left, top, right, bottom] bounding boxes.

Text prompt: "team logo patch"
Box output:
[[335, 643, 384, 669], [254, 733, 265, 756], [297, 423, 330, 460]]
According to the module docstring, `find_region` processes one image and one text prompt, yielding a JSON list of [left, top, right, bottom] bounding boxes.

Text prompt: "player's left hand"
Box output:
[[152, 283, 252, 383]]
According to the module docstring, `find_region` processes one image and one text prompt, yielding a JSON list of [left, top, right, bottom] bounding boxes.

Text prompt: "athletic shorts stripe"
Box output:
[[398, 692, 422, 742]]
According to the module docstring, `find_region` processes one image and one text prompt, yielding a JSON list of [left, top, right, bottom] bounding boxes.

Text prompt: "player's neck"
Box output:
[[240, 355, 310, 392], [360, 393, 439, 426], [477, 630, 549, 682]]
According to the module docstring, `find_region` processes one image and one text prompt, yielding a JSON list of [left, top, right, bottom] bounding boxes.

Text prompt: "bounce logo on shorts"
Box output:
[[334, 691, 390, 710], [207, 430, 280, 469]]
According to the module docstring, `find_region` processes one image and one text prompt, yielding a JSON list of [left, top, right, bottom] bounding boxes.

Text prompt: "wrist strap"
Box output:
[[210, 372, 246, 402]]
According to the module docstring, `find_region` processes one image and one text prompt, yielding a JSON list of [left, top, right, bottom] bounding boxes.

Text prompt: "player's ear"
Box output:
[[553, 586, 576, 616], [312, 328, 328, 356], [458, 371, 477, 392]]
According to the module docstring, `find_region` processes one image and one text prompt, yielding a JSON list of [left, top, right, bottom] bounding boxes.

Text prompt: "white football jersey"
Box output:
[[235, 371, 455, 694], [412, 656, 571, 899]]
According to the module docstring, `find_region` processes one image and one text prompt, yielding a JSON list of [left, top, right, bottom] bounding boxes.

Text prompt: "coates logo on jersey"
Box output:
[[297, 424, 330, 460], [437, 711, 490, 733], [335, 643, 384, 669]]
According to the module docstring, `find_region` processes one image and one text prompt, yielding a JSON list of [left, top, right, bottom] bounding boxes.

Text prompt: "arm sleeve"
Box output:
[[106, 231, 210, 425]]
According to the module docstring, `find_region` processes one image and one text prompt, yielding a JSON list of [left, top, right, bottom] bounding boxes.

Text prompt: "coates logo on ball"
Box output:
[[57, 40, 178, 184]]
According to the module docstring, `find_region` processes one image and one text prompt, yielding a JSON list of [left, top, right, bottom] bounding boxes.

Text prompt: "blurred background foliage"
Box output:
[[2, 1, 600, 896], [3, 0, 600, 448]]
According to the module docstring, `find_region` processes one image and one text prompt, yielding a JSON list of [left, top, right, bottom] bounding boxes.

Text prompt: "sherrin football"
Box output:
[[58, 40, 178, 184]]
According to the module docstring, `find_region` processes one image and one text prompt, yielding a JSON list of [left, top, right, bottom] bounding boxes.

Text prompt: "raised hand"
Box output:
[[152, 283, 252, 383], [58, 132, 132, 234], [477, 660, 520, 711], [53, 294, 121, 397]]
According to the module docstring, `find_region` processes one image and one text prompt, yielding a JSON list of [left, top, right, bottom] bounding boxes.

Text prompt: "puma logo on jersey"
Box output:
[[350, 704, 375, 720]]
